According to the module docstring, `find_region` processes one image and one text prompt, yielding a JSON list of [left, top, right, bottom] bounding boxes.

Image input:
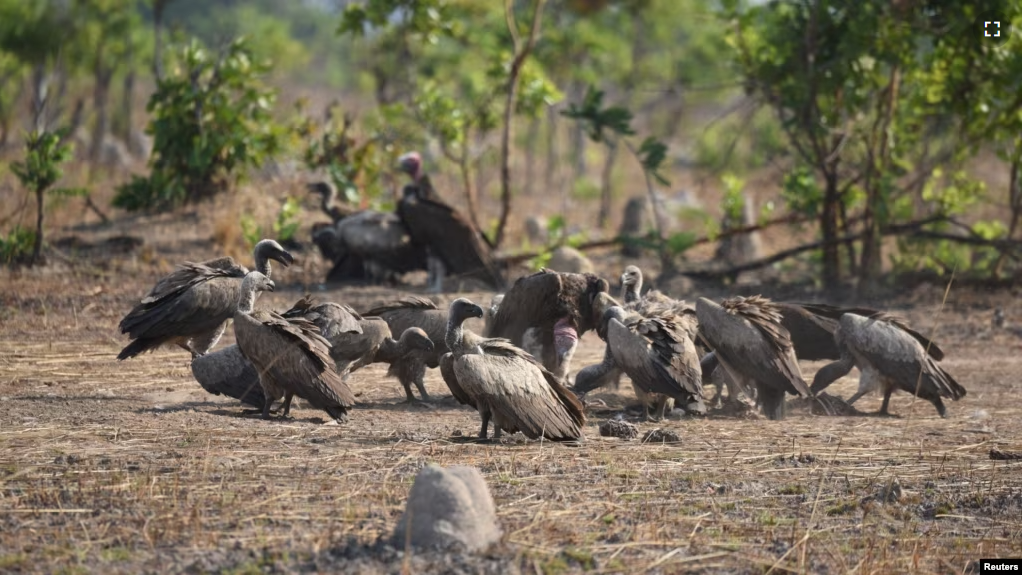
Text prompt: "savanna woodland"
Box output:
[[1, 0, 1022, 573]]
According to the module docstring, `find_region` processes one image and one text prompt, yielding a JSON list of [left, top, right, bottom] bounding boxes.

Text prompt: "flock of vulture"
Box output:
[[115, 239, 968, 442]]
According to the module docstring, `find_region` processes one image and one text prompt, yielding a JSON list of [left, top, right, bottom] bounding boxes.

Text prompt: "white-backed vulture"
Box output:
[[362, 296, 450, 402], [396, 152, 504, 291], [441, 298, 585, 441], [576, 304, 704, 421], [307, 181, 357, 222], [695, 296, 810, 420], [487, 269, 609, 378], [232, 273, 355, 421], [810, 313, 965, 417], [283, 296, 435, 399], [118, 239, 294, 360]]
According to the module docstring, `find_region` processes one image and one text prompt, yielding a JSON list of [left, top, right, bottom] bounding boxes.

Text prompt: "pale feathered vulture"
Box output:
[[362, 296, 449, 402], [118, 239, 294, 360], [441, 298, 585, 441], [396, 152, 504, 291], [232, 275, 355, 421], [190, 296, 363, 408], [576, 304, 704, 421], [487, 269, 608, 378], [283, 296, 434, 399], [810, 313, 965, 417], [695, 296, 811, 420], [619, 265, 691, 318]]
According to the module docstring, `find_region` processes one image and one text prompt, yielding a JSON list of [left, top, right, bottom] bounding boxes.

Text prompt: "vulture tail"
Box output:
[[117, 338, 162, 360]]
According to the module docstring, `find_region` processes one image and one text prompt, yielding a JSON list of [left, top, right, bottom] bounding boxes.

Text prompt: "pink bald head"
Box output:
[[553, 317, 578, 364], [398, 151, 423, 181]]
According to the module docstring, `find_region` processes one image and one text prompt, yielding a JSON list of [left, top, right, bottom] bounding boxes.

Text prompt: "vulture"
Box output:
[[190, 297, 364, 408], [441, 298, 585, 441], [695, 296, 811, 420], [362, 296, 450, 402], [620, 265, 688, 317], [575, 303, 704, 421], [232, 273, 355, 421], [117, 239, 294, 360], [487, 269, 609, 378], [307, 181, 357, 222], [282, 296, 435, 399], [308, 182, 427, 284], [810, 313, 965, 417], [396, 152, 504, 291]]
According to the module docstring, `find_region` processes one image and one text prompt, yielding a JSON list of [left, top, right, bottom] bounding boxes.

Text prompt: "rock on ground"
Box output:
[[547, 246, 594, 274], [393, 464, 501, 552]]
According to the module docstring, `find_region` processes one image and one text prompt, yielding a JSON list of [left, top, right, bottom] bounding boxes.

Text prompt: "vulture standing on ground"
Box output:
[[576, 301, 705, 421], [695, 296, 811, 420], [362, 296, 450, 402], [283, 296, 435, 399], [810, 313, 965, 417], [396, 152, 504, 291], [487, 269, 609, 379], [232, 273, 355, 421], [441, 298, 585, 441], [308, 182, 427, 284], [118, 239, 294, 360], [190, 297, 363, 409]]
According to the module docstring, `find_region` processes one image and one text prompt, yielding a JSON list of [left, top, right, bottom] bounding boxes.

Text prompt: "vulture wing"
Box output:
[[440, 352, 476, 408], [797, 302, 944, 360], [397, 194, 504, 288], [608, 315, 703, 401], [138, 260, 245, 307], [364, 297, 449, 366], [775, 303, 841, 361], [190, 344, 265, 407], [839, 315, 965, 400]]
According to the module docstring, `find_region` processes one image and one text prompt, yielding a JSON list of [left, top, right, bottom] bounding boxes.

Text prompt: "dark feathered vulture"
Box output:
[[362, 296, 450, 402], [576, 304, 704, 420], [441, 298, 585, 441], [810, 313, 965, 417], [307, 181, 357, 222], [231, 274, 355, 422], [396, 152, 504, 291], [487, 269, 609, 378], [118, 239, 294, 360], [282, 296, 434, 400], [695, 296, 811, 420]]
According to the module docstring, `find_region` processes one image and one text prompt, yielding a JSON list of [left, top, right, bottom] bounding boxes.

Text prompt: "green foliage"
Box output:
[[665, 231, 696, 256], [240, 215, 260, 250], [694, 108, 785, 173], [113, 38, 283, 212], [272, 197, 301, 242], [11, 131, 81, 197], [300, 108, 395, 207], [562, 86, 635, 143], [0, 226, 35, 265], [720, 173, 745, 221]]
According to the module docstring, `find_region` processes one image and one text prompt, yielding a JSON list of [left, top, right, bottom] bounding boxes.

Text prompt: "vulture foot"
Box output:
[[875, 410, 901, 418]]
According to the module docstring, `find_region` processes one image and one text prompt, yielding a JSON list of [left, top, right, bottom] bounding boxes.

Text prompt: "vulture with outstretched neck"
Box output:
[[396, 152, 504, 291], [362, 296, 450, 402], [695, 296, 811, 420], [487, 269, 608, 379], [118, 239, 294, 360], [810, 313, 964, 417], [232, 273, 355, 422], [576, 302, 704, 421], [441, 298, 585, 441]]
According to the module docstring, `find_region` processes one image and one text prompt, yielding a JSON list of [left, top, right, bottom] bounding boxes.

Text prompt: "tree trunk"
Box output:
[[545, 104, 558, 192], [993, 149, 1022, 278], [597, 138, 619, 228], [32, 188, 44, 264], [153, 0, 168, 81], [859, 66, 901, 288], [820, 170, 841, 288], [90, 44, 113, 165], [32, 65, 48, 130], [121, 39, 136, 143], [524, 114, 540, 196]]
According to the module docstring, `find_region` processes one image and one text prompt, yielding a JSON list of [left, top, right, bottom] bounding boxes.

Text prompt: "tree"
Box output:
[[11, 130, 86, 264], [113, 38, 283, 211]]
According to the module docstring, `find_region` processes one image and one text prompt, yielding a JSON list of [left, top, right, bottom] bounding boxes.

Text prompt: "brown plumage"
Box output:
[[487, 269, 609, 377], [232, 274, 354, 422], [810, 313, 965, 417], [695, 296, 810, 420], [118, 239, 293, 360], [442, 298, 585, 441], [362, 296, 449, 401], [794, 303, 945, 360]]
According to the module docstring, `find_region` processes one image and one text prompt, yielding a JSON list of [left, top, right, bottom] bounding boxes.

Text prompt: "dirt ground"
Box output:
[[2, 210, 1022, 575]]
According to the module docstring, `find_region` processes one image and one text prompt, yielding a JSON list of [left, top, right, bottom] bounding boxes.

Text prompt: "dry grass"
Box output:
[[2, 257, 1022, 574]]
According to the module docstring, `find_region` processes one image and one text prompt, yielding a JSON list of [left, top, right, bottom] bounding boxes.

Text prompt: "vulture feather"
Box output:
[[362, 296, 449, 401], [118, 239, 294, 360], [695, 296, 810, 420], [811, 313, 965, 417], [442, 298, 585, 441]]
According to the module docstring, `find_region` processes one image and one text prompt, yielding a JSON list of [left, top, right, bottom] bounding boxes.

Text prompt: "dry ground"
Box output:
[[2, 212, 1022, 575]]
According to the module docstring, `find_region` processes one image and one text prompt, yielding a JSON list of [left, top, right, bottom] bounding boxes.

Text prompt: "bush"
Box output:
[[113, 38, 283, 211], [0, 226, 35, 265]]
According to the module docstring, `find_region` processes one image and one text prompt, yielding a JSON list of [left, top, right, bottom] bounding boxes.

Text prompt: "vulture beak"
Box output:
[[266, 280, 276, 292], [470, 304, 485, 319], [425, 341, 436, 352], [276, 249, 296, 267]]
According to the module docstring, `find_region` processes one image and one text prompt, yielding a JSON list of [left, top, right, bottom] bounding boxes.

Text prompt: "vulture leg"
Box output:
[[700, 352, 719, 384], [427, 253, 446, 293], [492, 425, 503, 440], [846, 389, 868, 406], [810, 356, 855, 395], [478, 410, 491, 439], [877, 384, 895, 417], [654, 397, 671, 421], [261, 395, 274, 420], [281, 393, 295, 418], [757, 382, 786, 421]]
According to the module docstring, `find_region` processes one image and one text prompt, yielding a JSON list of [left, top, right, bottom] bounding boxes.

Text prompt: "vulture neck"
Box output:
[[237, 284, 259, 316], [375, 337, 404, 364], [446, 317, 467, 354], [253, 246, 273, 277], [622, 277, 641, 303]]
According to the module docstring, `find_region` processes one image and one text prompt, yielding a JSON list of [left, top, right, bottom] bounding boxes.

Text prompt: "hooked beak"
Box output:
[[470, 304, 485, 319], [277, 250, 295, 267], [266, 280, 276, 292]]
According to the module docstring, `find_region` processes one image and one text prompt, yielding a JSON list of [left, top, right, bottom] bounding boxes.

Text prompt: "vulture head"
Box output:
[[398, 327, 435, 352], [254, 239, 296, 268], [448, 298, 485, 326], [398, 151, 423, 182], [241, 271, 275, 295], [553, 317, 579, 366], [306, 181, 335, 201], [620, 265, 643, 302]]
